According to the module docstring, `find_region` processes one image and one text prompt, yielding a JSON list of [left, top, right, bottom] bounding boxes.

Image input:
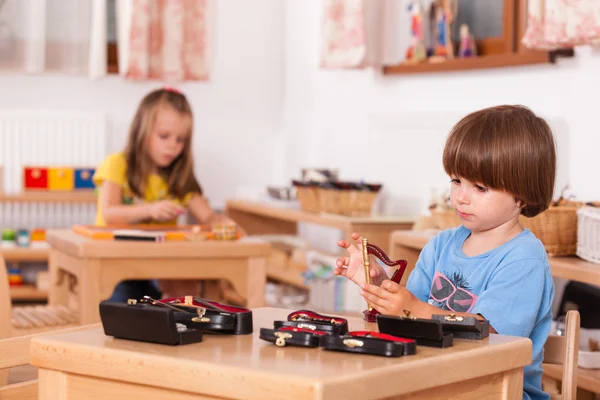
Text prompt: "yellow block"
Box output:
[[48, 167, 74, 191]]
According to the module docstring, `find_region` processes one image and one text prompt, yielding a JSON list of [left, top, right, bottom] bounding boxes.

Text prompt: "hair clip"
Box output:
[[163, 85, 181, 94]]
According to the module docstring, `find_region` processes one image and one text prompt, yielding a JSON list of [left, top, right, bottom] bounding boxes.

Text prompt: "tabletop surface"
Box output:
[[31, 307, 532, 400], [45, 229, 271, 259]]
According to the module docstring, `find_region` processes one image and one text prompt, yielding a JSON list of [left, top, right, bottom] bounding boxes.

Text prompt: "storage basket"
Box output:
[[319, 187, 379, 216], [576, 206, 600, 264], [520, 206, 580, 256], [431, 209, 461, 230], [293, 181, 320, 213]]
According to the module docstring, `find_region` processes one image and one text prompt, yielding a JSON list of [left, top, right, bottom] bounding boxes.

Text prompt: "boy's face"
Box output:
[[148, 105, 191, 169], [449, 176, 522, 233]]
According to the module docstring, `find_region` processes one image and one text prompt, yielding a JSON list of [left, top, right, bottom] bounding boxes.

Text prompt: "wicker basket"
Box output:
[[520, 206, 580, 256], [576, 206, 600, 264], [431, 209, 461, 230], [295, 184, 320, 213], [319, 188, 378, 216]]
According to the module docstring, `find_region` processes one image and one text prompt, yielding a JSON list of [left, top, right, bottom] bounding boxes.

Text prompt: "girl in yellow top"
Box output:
[[93, 87, 240, 301]]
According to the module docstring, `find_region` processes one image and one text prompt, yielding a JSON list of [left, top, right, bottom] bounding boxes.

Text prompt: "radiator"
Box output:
[[0, 110, 107, 229]]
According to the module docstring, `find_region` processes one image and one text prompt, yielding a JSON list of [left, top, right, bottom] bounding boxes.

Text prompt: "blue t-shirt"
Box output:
[[406, 226, 554, 400]]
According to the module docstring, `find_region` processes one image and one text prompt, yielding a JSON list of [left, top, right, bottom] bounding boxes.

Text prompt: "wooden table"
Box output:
[[46, 229, 271, 325], [225, 200, 415, 253], [389, 229, 600, 394], [31, 307, 531, 400]]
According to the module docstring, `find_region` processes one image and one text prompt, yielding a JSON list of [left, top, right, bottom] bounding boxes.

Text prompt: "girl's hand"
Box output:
[[148, 200, 185, 221], [334, 232, 387, 287], [360, 280, 418, 316]]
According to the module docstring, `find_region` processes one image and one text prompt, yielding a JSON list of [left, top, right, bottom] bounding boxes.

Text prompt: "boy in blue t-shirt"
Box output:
[[334, 105, 557, 400]]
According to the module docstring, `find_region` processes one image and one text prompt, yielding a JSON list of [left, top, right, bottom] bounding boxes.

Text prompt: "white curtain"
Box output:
[[0, 0, 106, 77]]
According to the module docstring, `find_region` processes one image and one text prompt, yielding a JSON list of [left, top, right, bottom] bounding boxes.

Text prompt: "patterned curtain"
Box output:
[[522, 0, 600, 50], [125, 0, 208, 81], [320, 0, 368, 68]]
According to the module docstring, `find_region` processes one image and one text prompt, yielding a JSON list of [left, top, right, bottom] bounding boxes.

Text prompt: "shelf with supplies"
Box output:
[[383, 51, 570, 76], [0, 191, 96, 203], [10, 284, 47, 301]]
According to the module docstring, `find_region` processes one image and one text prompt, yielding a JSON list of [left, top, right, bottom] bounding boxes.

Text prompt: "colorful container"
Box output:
[[8, 267, 23, 286], [74, 168, 96, 189], [48, 167, 75, 191], [2, 228, 16, 248], [24, 167, 48, 190]]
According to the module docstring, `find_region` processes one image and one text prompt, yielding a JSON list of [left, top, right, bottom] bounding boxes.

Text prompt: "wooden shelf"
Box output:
[[383, 51, 554, 75], [266, 263, 308, 290], [0, 192, 96, 203], [549, 256, 600, 287], [10, 284, 48, 301], [2, 247, 50, 262]]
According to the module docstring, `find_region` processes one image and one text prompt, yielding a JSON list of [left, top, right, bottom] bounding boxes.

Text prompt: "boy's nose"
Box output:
[[457, 188, 470, 205]]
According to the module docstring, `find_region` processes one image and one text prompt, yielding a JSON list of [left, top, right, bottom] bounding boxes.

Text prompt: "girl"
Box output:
[[334, 105, 556, 400], [93, 87, 241, 301]]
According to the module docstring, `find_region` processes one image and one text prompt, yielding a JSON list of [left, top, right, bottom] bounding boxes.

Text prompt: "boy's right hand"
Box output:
[[334, 232, 387, 287], [148, 200, 185, 221]]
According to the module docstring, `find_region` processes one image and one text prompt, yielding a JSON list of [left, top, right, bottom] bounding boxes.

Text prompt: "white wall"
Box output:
[[0, 0, 286, 209], [283, 1, 600, 216]]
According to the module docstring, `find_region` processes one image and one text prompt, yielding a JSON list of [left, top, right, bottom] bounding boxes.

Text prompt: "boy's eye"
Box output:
[[475, 185, 488, 192], [176, 137, 185, 144], [159, 133, 169, 140], [450, 178, 460, 184]]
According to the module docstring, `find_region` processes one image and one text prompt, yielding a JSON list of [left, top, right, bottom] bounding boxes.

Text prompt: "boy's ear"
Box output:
[[515, 198, 525, 209]]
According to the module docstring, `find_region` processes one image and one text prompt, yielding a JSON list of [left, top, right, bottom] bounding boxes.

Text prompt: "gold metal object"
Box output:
[[445, 314, 464, 322], [343, 338, 364, 348], [274, 331, 292, 347], [401, 309, 416, 320], [362, 238, 372, 312], [127, 299, 137, 305], [191, 316, 211, 323]]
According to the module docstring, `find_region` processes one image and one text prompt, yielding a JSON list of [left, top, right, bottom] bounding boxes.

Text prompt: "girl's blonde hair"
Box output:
[[124, 88, 202, 200], [443, 105, 556, 218]]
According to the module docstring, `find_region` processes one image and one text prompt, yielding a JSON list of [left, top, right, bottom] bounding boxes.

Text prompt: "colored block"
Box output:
[[74, 168, 96, 189], [48, 167, 74, 191], [24, 167, 48, 190]]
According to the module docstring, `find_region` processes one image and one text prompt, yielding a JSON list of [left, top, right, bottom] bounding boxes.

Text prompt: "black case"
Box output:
[[286, 310, 349, 335], [321, 331, 416, 357], [99, 300, 203, 346], [259, 327, 326, 348], [273, 320, 344, 336], [377, 314, 454, 348], [432, 314, 490, 340], [158, 296, 253, 335]]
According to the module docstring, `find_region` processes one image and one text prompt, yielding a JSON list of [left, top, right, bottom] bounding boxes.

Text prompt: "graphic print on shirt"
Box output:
[[428, 270, 478, 313]]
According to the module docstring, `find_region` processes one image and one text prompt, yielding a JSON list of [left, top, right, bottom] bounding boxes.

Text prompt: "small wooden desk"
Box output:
[[225, 200, 414, 253], [31, 307, 531, 400], [46, 230, 271, 324], [389, 229, 600, 394]]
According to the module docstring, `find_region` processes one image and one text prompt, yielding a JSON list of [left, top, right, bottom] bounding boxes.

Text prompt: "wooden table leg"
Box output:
[[245, 257, 266, 308], [48, 250, 69, 308], [78, 260, 102, 324]]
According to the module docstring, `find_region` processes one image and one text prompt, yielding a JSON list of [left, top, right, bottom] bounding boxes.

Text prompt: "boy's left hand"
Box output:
[[360, 280, 419, 316]]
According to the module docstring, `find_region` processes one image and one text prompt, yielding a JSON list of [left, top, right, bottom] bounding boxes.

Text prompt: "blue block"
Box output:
[[74, 168, 96, 189]]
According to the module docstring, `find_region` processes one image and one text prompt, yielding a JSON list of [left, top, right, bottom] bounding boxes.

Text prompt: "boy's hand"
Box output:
[[148, 200, 185, 221], [360, 280, 418, 316], [334, 232, 387, 287]]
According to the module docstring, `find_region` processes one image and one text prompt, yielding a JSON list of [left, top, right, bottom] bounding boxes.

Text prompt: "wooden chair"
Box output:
[[542, 310, 581, 400], [0, 253, 82, 398]]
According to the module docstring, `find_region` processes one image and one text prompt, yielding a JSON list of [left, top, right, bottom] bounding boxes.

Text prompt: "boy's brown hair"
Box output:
[[442, 105, 556, 218], [124, 88, 202, 200]]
